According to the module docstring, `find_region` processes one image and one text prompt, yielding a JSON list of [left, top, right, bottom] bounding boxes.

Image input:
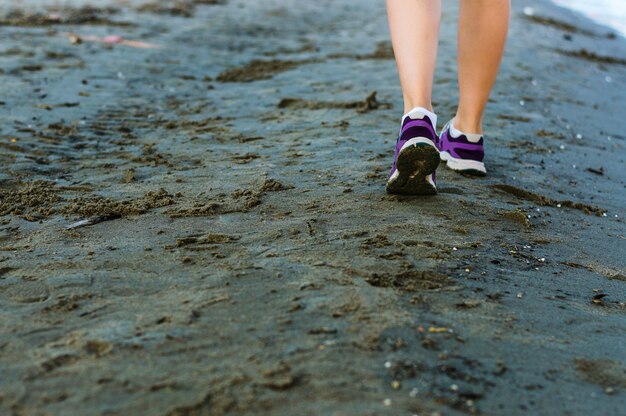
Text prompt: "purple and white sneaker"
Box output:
[[386, 107, 440, 195], [437, 120, 487, 176]]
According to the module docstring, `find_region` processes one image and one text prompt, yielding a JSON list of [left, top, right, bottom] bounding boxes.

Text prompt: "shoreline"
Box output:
[[1, 0, 625, 415], [550, 0, 626, 39]]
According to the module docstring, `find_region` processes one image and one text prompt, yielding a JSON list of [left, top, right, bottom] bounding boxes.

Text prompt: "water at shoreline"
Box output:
[[552, 0, 626, 38]]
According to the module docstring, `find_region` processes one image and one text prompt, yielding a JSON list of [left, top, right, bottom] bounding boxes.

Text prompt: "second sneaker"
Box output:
[[437, 120, 487, 176]]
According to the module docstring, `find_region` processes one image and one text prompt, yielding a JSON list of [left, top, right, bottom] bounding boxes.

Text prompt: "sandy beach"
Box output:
[[1, 0, 625, 414]]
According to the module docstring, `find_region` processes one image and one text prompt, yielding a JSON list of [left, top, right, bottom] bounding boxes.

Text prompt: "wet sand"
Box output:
[[1, 0, 625, 414]]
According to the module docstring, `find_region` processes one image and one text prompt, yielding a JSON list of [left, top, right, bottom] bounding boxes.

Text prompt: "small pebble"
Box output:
[[429, 327, 448, 333], [383, 398, 392, 406]]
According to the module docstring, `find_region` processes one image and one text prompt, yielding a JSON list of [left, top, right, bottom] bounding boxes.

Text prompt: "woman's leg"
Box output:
[[455, 0, 510, 133], [385, 0, 442, 196], [386, 0, 442, 114]]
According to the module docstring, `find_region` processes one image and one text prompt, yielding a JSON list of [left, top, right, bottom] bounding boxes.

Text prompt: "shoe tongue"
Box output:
[[402, 107, 437, 130]]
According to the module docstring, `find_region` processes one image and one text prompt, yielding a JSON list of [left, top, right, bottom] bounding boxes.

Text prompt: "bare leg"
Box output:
[[386, 0, 442, 114], [455, 0, 510, 134]]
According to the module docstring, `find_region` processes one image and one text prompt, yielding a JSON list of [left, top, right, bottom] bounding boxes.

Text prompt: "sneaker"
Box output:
[[386, 107, 440, 195], [437, 120, 487, 176]]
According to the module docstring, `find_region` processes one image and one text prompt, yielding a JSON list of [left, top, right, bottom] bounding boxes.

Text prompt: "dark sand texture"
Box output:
[[1, 0, 625, 415]]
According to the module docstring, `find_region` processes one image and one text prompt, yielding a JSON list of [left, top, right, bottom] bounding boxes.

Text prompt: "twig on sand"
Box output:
[[64, 214, 121, 230], [63, 32, 160, 48]]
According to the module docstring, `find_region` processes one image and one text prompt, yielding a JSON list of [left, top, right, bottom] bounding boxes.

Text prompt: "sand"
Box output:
[[1, 0, 625, 414]]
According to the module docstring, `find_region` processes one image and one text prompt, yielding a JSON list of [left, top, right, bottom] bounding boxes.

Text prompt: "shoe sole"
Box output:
[[440, 151, 487, 176], [386, 141, 440, 195]]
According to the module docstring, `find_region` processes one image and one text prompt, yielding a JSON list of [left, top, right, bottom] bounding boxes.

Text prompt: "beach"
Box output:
[[1, 0, 625, 414]]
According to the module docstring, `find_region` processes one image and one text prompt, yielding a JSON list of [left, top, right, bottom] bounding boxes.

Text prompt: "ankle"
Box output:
[[452, 114, 483, 135], [403, 99, 434, 115]]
